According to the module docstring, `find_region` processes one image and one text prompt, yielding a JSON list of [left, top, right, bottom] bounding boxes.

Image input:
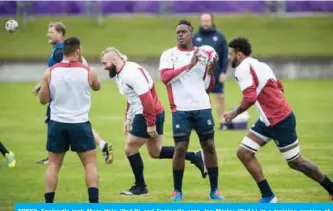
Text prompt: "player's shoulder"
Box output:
[[160, 47, 178, 57], [50, 61, 91, 71], [235, 57, 254, 76], [122, 61, 142, 77]]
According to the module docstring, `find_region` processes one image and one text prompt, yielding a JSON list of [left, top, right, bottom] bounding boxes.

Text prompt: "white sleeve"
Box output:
[[125, 69, 150, 96], [235, 65, 254, 91], [159, 50, 173, 71]]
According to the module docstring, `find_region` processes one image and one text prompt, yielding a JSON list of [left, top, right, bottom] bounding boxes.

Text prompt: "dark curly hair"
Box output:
[[228, 37, 252, 56], [177, 19, 193, 31]]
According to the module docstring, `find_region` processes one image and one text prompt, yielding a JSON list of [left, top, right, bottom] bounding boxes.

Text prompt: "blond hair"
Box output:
[[49, 22, 66, 36], [101, 47, 128, 61]]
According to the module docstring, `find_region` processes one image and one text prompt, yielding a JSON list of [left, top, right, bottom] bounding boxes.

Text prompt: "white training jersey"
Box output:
[[159, 46, 212, 112], [49, 60, 91, 123], [235, 57, 291, 126], [115, 61, 163, 121]]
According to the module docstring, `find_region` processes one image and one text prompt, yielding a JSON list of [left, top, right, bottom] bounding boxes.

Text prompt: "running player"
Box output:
[[0, 141, 15, 167], [159, 20, 223, 201], [39, 37, 100, 203], [33, 22, 113, 165], [100, 47, 206, 196], [224, 37, 333, 203]]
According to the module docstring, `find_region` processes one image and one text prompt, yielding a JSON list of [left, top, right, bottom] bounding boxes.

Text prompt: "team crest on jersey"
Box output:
[[207, 119, 212, 125], [196, 37, 202, 42], [213, 36, 218, 42]]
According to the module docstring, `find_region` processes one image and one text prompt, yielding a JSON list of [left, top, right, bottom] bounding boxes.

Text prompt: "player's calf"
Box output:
[[199, 133, 224, 200], [238, 134, 276, 202], [287, 155, 333, 196], [78, 150, 99, 203]]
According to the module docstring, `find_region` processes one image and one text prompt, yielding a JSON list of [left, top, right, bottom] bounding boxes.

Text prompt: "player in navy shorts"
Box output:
[[101, 47, 206, 196], [33, 22, 113, 165], [159, 20, 223, 201], [224, 37, 333, 203], [39, 37, 100, 203]]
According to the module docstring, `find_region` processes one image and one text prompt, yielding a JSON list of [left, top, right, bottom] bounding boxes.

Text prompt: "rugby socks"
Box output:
[[257, 179, 274, 198], [185, 152, 197, 162], [158, 146, 197, 162], [207, 167, 218, 192], [88, 187, 99, 203], [320, 175, 333, 194], [0, 142, 9, 157], [173, 169, 184, 192], [159, 146, 174, 159], [44, 192, 55, 203], [98, 140, 106, 151], [128, 152, 146, 187]]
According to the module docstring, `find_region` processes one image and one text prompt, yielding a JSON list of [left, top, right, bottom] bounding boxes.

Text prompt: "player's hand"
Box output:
[[219, 73, 226, 83], [223, 111, 237, 123], [206, 52, 218, 75], [147, 125, 158, 138], [124, 119, 131, 135], [32, 83, 41, 96], [188, 48, 200, 70]]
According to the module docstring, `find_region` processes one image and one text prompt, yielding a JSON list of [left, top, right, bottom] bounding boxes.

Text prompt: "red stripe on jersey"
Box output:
[[136, 67, 164, 126], [50, 61, 91, 71], [138, 68, 149, 83], [249, 65, 292, 126], [150, 85, 164, 115], [160, 65, 189, 84], [166, 83, 177, 112], [206, 74, 216, 93], [177, 45, 196, 52]]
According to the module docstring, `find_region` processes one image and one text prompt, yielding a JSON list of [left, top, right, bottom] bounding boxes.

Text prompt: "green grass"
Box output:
[[0, 15, 333, 59], [0, 79, 332, 210]]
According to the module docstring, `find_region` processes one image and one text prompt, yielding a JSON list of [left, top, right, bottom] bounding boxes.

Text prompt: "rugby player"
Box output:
[[39, 37, 100, 203], [0, 141, 15, 167], [33, 22, 113, 165], [224, 37, 333, 203], [159, 20, 223, 201], [100, 47, 206, 196]]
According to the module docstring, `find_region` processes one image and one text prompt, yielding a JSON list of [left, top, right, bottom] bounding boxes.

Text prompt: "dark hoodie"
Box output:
[[193, 26, 228, 78]]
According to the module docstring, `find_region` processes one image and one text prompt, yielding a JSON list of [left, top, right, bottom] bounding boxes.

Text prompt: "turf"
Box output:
[[0, 15, 333, 59], [0, 79, 332, 210]]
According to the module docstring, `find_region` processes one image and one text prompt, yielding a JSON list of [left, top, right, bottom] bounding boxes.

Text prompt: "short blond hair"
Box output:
[[101, 47, 128, 61], [49, 22, 66, 36]]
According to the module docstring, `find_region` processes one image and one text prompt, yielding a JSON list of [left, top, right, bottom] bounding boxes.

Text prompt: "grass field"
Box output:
[[0, 79, 332, 210], [0, 15, 333, 59]]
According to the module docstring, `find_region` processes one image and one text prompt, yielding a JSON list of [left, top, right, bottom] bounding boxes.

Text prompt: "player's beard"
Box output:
[[231, 58, 239, 68], [107, 64, 117, 78]]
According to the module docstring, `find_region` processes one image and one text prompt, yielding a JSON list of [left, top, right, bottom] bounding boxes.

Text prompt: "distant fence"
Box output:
[[1, 1, 333, 15]]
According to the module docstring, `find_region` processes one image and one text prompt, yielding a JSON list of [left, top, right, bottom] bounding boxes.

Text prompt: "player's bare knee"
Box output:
[[200, 138, 215, 155], [124, 146, 137, 156], [148, 150, 160, 159], [174, 141, 189, 158]]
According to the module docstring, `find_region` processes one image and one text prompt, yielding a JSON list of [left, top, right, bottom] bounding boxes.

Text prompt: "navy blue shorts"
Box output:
[[47, 120, 95, 153], [250, 112, 297, 148], [212, 81, 224, 94], [129, 112, 164, 138], [172, 109, 215, 142]]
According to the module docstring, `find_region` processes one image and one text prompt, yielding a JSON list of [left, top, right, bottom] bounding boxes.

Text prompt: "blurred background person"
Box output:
[[193, 13, 229, 130]]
